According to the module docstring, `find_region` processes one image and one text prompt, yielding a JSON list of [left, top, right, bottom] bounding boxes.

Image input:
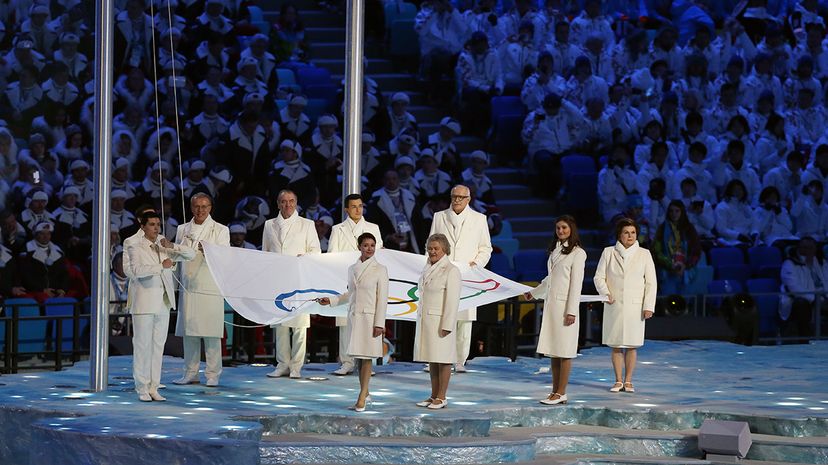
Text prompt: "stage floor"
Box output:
[[1, 340, 827, 465]]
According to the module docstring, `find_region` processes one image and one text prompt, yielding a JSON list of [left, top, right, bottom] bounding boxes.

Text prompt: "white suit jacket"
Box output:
[[327, 218, 383, 253], [262, 214, 321, 328], [125, 235, 195, 315], [174, 216, 231, 337], [428, 207, 492, 320]]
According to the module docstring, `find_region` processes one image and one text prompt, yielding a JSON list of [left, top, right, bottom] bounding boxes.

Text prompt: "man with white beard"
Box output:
[[426, 185, 492, 372], [327, 193, 383, 376], [263, 190, 321, 379], [172, 193, 230, 387]]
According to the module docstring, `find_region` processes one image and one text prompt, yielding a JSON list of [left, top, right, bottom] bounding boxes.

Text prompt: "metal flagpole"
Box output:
[[90, 0, 115, 392], [341, 0, 365, 218]]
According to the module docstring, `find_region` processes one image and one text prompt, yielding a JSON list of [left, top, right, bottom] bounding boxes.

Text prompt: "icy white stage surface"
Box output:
[[1, 340, 827, 465]]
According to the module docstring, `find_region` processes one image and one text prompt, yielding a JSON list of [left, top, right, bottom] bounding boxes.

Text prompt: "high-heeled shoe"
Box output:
[[348, 395, 371, 412], [539, 393, 567, 405], [623, 382, 635, 393], [610, 382, 624, 392], [426, 398, 448, 409], [416, 397, 434, 407]]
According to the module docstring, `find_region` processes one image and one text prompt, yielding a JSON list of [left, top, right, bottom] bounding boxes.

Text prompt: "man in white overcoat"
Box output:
[[263, 190, 321, 379], [427, 185, 492, 372], [125, 210, 195, 402], [327, 193, 383, 376], [173, 193, 230, 387]]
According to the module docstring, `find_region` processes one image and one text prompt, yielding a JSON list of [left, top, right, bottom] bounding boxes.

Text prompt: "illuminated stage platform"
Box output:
[[1, 340, 826, 465]]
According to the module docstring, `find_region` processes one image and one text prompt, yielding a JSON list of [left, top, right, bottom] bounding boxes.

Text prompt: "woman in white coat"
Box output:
[[319, 233, 388, 412], [594, 218, 657, 393], [413, 233, 461, 410], [524, 215, 586, 405]]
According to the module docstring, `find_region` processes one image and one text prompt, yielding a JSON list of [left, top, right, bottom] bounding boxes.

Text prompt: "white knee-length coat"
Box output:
[[413, 255, 462, 364], [593, 241, 657, 348], [329, 256, 388, 359], [174, 216, 230, 338], [261, 211, 322, 328], [529, 243, 586, 359]]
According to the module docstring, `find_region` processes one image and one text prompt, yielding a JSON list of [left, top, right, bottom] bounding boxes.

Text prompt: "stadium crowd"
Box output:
[[0, 0, 825, 338]]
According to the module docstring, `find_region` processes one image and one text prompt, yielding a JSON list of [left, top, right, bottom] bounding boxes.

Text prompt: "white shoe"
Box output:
[[172, 376, 200, 385], [158, 384, 166, 389], [138, 393, 152, 402], [454, 364, 467, 373], [267, 367, 289, 378], [422, 364, 430, 372], [205, 378, 219, 387], [416, 398, 434, 407], [289, 370, 302, 379], [333, 365, 353, 376], [539, 393, 568, 405], [427, 398, 448, 409], [149, 392, 166, 402], [609, 382, 624, 392]]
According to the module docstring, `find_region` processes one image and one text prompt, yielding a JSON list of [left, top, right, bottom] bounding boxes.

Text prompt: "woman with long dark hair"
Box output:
[[524, 215, 586, 405], [652, 200, 702, 295]]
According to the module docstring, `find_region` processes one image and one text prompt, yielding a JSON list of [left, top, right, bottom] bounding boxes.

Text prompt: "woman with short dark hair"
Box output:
[[594, 218, 657, 393]]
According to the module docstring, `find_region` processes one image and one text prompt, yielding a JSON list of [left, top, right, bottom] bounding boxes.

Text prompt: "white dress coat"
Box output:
[[125, 235, 196, 314], [327, 217, 383, 327], [413, 256, 462, 364], [262, 212, 322, 328], [594, 242, 657, 349], [329, 257, 389, 359], [427, 207, 492, 321], [530, 244, 586, 359], [174, 216, 230, 338]]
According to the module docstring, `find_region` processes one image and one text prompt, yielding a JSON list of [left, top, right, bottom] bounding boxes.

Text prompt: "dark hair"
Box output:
[[685, 111, 703, 127], [759, 186, 780, 203], [727, 115, 750, 134], [139, 210, 161, 225], [680, 177, 697, 188], [344, 193, 363, 208], [548, 215, 581, 255], [689, 141, 707, 156], [357, 232, 376, 246], [666, 200, 692, 231], [614, 217, 639, 240], [724, 179, 748, 202], [727, 139, 745, 154]]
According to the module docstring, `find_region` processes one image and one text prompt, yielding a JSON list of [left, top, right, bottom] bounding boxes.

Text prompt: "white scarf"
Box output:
[[29, 240, 63, 266], [275, 210, 298, 244], [420, 254, 450, 289], [551, 240, 566, 265], [352, 255, 375, 284], [0, 245, 12, 266], [445, 207, 467, 239], [55, 206, 87, 229], [615, 240, 639, 260], [345, 216, 366, 239]]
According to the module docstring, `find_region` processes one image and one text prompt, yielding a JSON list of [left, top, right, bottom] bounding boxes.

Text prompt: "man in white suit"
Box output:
[[173, 193, 231, 387], [427, 185, 492, 372], [327, 193, 383, 376], [263, 190, 321, 379], [125, 210, 195, 402]]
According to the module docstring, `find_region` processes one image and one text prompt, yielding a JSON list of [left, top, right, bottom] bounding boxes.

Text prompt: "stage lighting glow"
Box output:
[[786, 397, 805, 400], [264, 396, 284, 401], [145, 434, 169, 439], [222, 426, 246, 430], [250, 363, 269, 367], [275, 404, 297, 408], [157, 416, 179, 420], [641, 361, 654, 365], [194, 407, 215, 411], [633, 403, 658, 407], [308, 377, 328, 381], [776, 402, 802, 406], [453, 401, 477, 406], [370, 392, 394, 397], [507, 396, 532, 400], [321, 394, 343, 398], [808, 407, 825, 411], [23, 375, 40, 379]]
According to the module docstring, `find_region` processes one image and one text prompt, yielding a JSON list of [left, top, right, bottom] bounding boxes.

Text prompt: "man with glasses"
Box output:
[[327, 193, 384, 376], [173, 193, 230, 387], [426, 185, 492, 372]]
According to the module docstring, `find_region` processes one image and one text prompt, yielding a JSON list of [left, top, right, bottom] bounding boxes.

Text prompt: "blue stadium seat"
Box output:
[[304, 84, 338, 107], [384, 1, 418, 30], [490, 96, 525, 126], [513, 250, 548, 282], [747, 279, 780, 337], [709, 247, 745, 267], [44, 297, 79, 352], [304, 98, 330, 124], [4, 298, 46, 354], [493, 114, 524, 160], [487, 253, 518, 281], [715, 264, 751, 283], [389, 19, 419, 59], [561, 155, 596, 179], [747, 246, 782, 275], [276, 68, 298, 89], [296, 66, 332, 90], [565, 173, 599, 214]]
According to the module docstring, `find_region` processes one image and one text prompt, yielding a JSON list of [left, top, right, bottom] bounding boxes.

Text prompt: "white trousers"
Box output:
[[182, 336, 223, 380], [338, 324, 354, 368], [132, 312, 169, 395], [456, 320, 473, 366], [275, 325, 307, 371]]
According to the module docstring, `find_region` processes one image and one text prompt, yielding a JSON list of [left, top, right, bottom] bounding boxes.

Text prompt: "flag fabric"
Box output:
[[202, 243, 534, 325]]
